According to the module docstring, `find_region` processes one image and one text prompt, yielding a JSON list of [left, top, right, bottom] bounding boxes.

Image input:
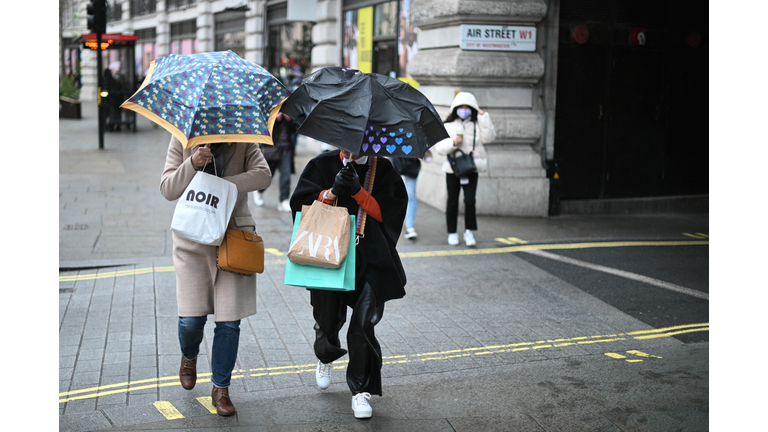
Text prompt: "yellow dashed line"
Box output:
[[683, 233, 708, 239], [59, 323, 709, 403], [626, 350, 662, 359], [154, 401, 184, 420], [196, 396, 217, 414]]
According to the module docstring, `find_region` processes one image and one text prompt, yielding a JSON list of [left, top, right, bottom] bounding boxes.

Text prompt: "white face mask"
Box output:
[[456, 108, 472, 119]]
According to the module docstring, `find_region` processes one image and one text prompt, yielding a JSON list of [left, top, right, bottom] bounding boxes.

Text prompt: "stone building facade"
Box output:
[[60, 0, 708, 217]]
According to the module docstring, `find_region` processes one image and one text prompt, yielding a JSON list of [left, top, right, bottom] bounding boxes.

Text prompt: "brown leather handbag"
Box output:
[[217, 229, 265, 275]]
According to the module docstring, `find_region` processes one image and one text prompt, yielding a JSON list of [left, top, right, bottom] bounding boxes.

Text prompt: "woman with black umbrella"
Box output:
[[289, 147, 408, 419]]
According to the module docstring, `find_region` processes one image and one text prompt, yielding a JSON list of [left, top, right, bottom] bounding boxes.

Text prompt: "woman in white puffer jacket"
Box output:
[[433, 92, 496, 247]]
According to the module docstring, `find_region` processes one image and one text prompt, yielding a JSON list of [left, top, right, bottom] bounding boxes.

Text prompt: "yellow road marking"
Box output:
[[495, 237, 529, 244], [59, 240, 708, 282], [605, 350, 663, 363], [683, 233, 708, 239], [196, 396, 217, 414], [153, 401, 184, 420], [626, 350, 662, 359], [265, 248, 283, 256], [59, 322, 709, 403]]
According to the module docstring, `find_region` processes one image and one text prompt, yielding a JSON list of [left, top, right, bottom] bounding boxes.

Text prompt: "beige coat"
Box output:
[[160, 137, 272, 321]]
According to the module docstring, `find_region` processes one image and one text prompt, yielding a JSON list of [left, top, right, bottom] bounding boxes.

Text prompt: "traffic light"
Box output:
[[86, 0, 106, 34]]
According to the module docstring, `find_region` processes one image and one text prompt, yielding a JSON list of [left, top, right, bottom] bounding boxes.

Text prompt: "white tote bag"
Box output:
[[171, 171, 238, 246]]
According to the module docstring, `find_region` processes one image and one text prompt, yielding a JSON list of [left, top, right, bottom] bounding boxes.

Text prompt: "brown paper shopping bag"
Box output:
[[287, 200, 351, 269]]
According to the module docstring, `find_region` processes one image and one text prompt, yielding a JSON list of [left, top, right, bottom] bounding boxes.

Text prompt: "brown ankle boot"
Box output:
[[211, 386, 236, 416], [179, 356, 197, 390]]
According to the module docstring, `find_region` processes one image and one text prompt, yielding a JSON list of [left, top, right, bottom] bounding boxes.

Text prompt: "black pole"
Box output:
[[97, 32, 104, 150]]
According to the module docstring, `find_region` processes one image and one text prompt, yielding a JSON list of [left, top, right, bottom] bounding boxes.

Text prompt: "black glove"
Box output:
[[331, 169, 347, 196], [331, 164, 362, 196]]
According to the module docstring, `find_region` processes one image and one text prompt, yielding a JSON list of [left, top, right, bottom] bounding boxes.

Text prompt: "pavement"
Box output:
[[58, 103, 710, 431]]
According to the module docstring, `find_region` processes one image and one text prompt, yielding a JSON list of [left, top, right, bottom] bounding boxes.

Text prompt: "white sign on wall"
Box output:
[[460, 24, 537, 52]]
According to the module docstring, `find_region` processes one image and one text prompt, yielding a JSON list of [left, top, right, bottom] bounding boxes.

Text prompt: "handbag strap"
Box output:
[[355, 157, 377, 240], [471, 123, 476, 153]]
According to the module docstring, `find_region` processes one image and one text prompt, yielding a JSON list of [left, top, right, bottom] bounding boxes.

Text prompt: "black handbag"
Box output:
[[447, 126, 477, 177], [448, 149, 476, 177]]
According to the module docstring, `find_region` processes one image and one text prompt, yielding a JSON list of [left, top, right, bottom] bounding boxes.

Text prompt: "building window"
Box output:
[[171, 19, 197, 55], [134, 27, 157, 80], [107, 1, 123, 22], [131, 0, 156, 17], [373, 2, 397, 37], [214, 9, 247, 57], [265, 2, 313, 85], [167, 0, 196, 11], [343, 0, 418, 78]]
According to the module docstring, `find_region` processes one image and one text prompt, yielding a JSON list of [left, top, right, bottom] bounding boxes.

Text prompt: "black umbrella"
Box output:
[[280, 67, 449, 158]]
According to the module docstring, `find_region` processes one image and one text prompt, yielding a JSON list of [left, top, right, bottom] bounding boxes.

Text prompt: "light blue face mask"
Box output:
[[457, 108, 472, 119]]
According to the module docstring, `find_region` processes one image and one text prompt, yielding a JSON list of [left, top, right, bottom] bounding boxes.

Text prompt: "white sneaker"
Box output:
[[404, 227, 418, 239], [351, 392, 372, 418], [447, 233, 459, 246], [315, 362, 332, 390], [464, 230, 476, 247], [253, 191, 264, 206], [277, 200, 291, 212]]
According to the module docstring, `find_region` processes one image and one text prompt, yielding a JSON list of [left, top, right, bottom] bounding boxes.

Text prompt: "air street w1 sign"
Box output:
[[460, 24, 537, 52]]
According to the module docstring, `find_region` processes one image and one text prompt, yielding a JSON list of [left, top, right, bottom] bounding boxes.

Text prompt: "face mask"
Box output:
[[456, 108, 472, 119]]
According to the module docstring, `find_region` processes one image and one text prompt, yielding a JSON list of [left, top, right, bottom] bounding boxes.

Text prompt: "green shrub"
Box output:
[[59, 75, 80, 100]]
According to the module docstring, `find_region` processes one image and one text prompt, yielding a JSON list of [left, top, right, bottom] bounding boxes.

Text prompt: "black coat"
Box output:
[[289, 151, 408, 304]]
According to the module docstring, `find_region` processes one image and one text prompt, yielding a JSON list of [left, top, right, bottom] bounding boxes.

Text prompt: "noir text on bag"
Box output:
[[186, 190, 220, 208]]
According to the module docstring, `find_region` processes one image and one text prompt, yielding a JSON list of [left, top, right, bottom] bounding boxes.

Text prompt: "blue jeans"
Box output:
[[178, 316, 241, 388], [403, 175, 418, 229], [276, 149, 292, 201], [262, 147, 292, 201]]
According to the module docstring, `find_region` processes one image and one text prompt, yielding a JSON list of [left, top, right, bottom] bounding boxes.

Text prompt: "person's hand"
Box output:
[[191, 144, 213, 168], [331, 164, 361, 196], [478, 109, 485, 115], [339, 164, 361, 195], [331, 168, 348, 196], [454, 135, 463, 147]]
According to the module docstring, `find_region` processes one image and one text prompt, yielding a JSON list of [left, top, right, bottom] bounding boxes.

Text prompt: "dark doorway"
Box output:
[[554, 0, 708, 200], [373, 39, 397, 77]]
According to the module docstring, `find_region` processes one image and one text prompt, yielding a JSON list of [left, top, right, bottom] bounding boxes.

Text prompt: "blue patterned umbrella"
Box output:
[[121, 51, 289, 149]]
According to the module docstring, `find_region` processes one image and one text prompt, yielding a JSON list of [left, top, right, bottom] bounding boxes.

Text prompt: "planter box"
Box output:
[[59, 97, 81, 119]]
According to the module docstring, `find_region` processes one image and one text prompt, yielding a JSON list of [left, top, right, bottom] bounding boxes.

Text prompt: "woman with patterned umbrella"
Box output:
[[130, 51, 288, 416]]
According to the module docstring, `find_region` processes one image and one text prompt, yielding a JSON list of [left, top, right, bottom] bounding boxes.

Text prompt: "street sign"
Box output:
[[460, 24, 537, 52]]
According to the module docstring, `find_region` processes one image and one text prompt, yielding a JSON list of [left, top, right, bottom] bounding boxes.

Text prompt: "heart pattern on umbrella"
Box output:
[[280, 66, 449, 158], [364, 126, 415, 155]]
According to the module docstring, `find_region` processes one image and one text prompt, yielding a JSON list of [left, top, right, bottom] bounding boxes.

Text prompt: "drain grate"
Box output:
[[60, 288, 74, 293], [63, 224, 88, 231]]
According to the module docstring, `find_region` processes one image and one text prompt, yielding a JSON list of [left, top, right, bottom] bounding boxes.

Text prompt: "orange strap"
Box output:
[[352, 188, 382, 222]]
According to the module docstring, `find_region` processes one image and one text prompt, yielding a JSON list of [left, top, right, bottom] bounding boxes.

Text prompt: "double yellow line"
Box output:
[[59, 322, 708, 403], [59, 240, 708, 283]]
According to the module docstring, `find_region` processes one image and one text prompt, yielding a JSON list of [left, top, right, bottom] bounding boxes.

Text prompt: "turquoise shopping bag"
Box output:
[[284, 212, 356, 291]]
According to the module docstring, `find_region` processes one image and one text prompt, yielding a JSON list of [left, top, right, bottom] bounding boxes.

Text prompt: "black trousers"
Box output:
[[445, 171, 479, 233], [311, 282, 385, 395]]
